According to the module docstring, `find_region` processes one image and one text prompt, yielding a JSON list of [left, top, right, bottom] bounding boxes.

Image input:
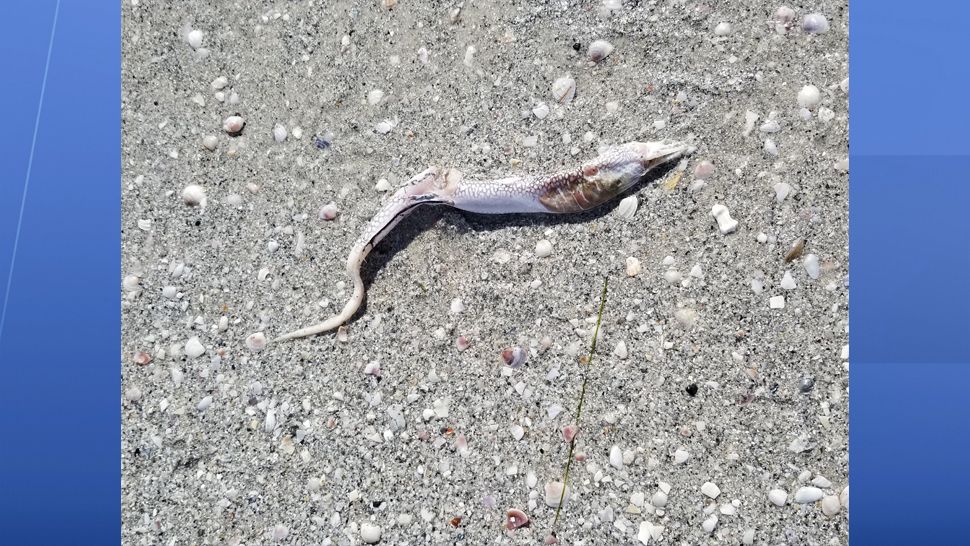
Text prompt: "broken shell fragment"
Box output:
[[784, 238, 806, 262], [505, 509, 530, 530], [551, 75, 576, 105], [544, 481, 571, 508], [587, 39, 614, 62], [502, 346, 527, 367], [615, 194, 638, 220], [562, 424, 579, 442]]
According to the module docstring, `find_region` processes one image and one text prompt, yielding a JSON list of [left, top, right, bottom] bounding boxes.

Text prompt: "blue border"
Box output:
[[0, 1, 969, 544], [0, 1, 120, 543], [851, 0, 970, 544]]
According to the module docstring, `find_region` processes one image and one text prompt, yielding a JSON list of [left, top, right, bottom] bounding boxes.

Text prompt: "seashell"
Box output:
[[551, 75, 576, 105], [615, 194, 638, 220], [587, 39, 614, 62], [501, 346, 527, 367], [505, 509, 530, 530], [455, 335, 470, 351], [336, 325, 349, 342]]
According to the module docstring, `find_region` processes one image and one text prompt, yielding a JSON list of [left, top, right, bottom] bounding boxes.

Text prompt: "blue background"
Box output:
[[0, 0, 968, 544]]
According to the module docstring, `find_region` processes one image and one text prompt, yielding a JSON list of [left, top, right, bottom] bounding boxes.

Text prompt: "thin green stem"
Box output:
[[551, 276, 609, 534]]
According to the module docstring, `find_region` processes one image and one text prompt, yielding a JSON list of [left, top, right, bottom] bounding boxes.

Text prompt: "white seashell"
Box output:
[[587, 39, 614, 62], [551, 75, 576, 105], [374, 178, 391, 192], [615, 194, 638, 220], [714, 22, 732, 36], [794, 486, 824, 503], [463, 45, 476, 67]]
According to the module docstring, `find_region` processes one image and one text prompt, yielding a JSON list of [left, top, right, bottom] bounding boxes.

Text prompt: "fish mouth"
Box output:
[[644, 140, 688, 164]]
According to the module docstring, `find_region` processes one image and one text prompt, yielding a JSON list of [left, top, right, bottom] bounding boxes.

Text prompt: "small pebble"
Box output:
[[360, 522, 382, 543], [181, 185, 206, 207], [702, 515, 718, 533], [609, 445, 623, 469], [768, 489, 788, 507], [455, 336, 470, 351], [803, 254, 820, 279], [797, 85, 822, 108], [367, 89, 385, 106], [780, 271, 797, 290], [674, 449, 690, 464], [794, 486, 824, 503], [544, 482, 570, 507], [812, 476, 833, 488], [185, 337, 205, 358], [625, 257, 641, 277], [799, 377, 815, 392], [714, 22, 732, 36], [711, 204, 738, 234], [821, 495, 841, 516], [245, 332, 266, 351], [802, 13, 830, 34], [375, 120, 394, 134], [124, 386, 142, 402], [785, 238, 806, 262], [774, 182, 794, 202], [374, 178, 391, 192], [743, 529, 755, 545], [223, 115, 245, 135], [186, 29, 204, 50], [535, 239, 553, 257], [614, 341, 628, 359], [202, 135, 218, 151], [701, 482, 721, 499], [764, 138, 778, 156], [272, 124, 287, 143], [197, 396, 212, 412], [694, 160, 715, 178], [532, 102, 550, 119], [769, 295, 785, 309], [320, 202, 338, 220], [510, 424, 525, 441]]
